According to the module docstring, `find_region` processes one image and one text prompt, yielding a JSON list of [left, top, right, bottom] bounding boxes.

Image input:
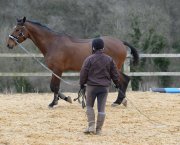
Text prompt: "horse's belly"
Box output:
[[64, 53, 90, 71], [66, 62, 82, 71]]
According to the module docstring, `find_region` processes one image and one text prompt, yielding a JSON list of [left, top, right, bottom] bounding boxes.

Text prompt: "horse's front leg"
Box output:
[[48, 73, 61, 108], [112, 72, 130, 107], [48, 73, 72, 108]]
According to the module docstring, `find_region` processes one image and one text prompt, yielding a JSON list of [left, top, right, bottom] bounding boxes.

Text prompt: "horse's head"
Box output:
[[7, 17, 29, 49]]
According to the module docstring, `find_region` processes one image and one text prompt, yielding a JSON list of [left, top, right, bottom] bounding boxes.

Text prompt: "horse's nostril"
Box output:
[[7, 44, 13, 49]]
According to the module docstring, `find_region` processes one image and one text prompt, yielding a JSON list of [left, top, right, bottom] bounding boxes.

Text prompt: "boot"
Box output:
[[96, 112, 106, 135], [111, 97, 127, 107], [66, 96, 72, 103], [84, 107, 96, 134], [58, 92, 72, 103]]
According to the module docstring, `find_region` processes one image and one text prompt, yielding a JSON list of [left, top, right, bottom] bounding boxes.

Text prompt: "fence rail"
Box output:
[[124, 53, 180, 76], [1, 53, 180, 58], [0, 72, 79, 77], [0, 53, 180, 77]]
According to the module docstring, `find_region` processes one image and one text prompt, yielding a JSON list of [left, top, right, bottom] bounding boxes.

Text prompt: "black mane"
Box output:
[[26, 20, 91, 43], [27, 20, 52, 31]]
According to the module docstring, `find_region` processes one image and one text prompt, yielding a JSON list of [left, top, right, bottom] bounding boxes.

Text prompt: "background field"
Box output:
[[0, 92, 179, 145]]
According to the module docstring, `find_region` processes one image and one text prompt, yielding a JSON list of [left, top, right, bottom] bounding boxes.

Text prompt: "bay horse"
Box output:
[[7, 17, 139, 108]]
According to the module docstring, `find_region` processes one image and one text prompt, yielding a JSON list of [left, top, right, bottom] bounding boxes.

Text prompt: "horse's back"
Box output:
[[68, 36, 127, 69], [50, 35, 127, 71], [101, 36, 127, 69]]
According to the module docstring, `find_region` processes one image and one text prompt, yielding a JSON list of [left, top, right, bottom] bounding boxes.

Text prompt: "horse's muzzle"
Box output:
[[7, 44, 13, 49]]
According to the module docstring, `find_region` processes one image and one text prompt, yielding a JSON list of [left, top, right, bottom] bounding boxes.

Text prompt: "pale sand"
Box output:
[[0, 92, 179, 145]]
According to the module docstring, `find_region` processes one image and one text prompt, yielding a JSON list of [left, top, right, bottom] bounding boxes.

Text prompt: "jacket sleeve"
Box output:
[[110, 59, 120, 86], [80, 58, 91, 85]]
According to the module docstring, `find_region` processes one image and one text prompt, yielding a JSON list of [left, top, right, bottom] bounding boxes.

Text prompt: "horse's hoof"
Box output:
[[111, 103, 120, 107], [48, 103, 54, 108], [67, 96, 72, 104], [54, 100, 58, 105], [48, 101, 58, 108], [122, 98, 127, 107]]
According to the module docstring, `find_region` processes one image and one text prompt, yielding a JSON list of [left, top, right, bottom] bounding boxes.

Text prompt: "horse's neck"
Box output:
[[25, 22, 54, 56]]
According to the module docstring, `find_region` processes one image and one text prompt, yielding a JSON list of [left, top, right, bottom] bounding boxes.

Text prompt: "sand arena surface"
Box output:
[[0, 92, 179, 145]]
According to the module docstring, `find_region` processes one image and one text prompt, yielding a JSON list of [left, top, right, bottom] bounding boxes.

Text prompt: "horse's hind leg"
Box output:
[[112, 72, 130, 107]]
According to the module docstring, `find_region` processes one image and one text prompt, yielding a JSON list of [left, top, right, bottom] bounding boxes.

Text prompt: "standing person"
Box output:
[[80, 38, 121, 135]]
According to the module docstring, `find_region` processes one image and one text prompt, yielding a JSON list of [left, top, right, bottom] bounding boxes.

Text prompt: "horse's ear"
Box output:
[[16, 17, 26, 25], [16, 18, 20, 22], [23, 17, 26, 23]]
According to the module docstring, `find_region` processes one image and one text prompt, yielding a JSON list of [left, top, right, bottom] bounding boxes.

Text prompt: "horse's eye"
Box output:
[[19, 32, 23, 36]]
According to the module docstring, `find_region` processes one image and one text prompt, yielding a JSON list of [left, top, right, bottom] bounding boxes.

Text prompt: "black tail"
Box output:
[[123, 41, 139, 65]]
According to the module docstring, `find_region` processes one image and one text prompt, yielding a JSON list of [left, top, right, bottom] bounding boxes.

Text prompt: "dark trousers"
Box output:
[[86, 85, 109, 113]]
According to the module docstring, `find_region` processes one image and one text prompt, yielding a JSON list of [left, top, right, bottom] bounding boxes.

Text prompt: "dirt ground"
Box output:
[[0, 92, 179, 145]]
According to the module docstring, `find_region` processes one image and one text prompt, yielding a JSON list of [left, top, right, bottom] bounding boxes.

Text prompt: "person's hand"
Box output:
[[80, 84, 85, 89], [115, 83, 121, 89]]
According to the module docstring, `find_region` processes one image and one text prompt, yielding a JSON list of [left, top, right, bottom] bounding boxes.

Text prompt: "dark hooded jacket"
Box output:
[[80, 50, 120, 87]]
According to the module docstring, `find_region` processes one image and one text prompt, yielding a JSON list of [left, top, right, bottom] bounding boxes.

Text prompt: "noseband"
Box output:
[[9, 27, 26, 43], [9, 35, 18, 42]]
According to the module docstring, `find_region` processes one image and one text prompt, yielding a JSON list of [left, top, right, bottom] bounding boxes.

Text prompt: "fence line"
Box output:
[[0, 72, 79, 77], [1, 53, 180, 58], [0, 53, 180, 77], [124, 53, 180, 76], [0, 53, 43, 57]]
